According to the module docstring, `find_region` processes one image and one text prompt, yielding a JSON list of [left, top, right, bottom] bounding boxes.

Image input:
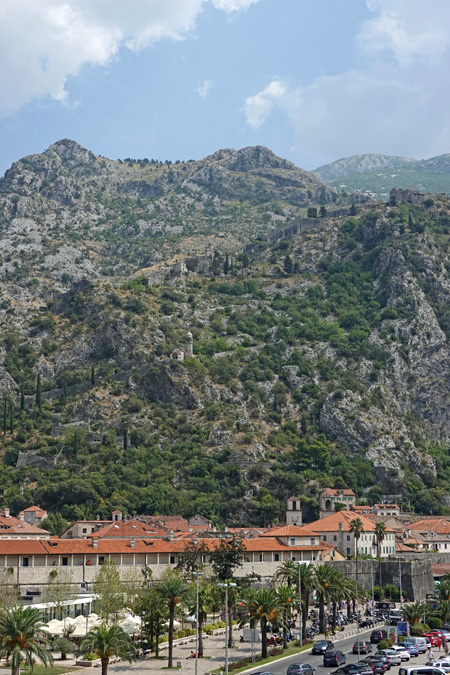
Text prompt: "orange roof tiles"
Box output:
[[308, 510, 395, 533], [261, 525, 319, 538], [374, 504, 399, 510], [88, 520, 168, 539], [321, 488, 355, 497], [409, 519, 450, 535]]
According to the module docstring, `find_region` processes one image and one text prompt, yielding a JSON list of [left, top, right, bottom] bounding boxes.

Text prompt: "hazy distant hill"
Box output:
[[316, 153, 450, 200], [314, 153, 416, 182]]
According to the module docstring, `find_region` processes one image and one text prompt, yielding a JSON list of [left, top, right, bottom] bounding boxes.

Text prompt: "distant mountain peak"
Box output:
[[314, 153, 416, 182], [207, 145, 297, 172]]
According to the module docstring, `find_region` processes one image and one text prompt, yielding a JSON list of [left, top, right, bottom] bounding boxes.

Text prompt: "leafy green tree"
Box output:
[[239, 588, 280, 658], [123, 428, 128, 452], [20, 384, 25, 411], [284, 256, 293, 275], [91, 365, 96, 385], [307, 207, 318, 218], [224, 254, 229, 276], [176, 540, 209, 577], [350, 517, 365, 589], [0, 568, 19, 609], [39, 513, 69, 536], [53, 636, 74, 660], [42, 568, 77, 619], [275, 560, 297, 587], [93, 561, 125, 623], [319, 206, 327, 218], [80, 624, 134, 675], [187, 581, 213, 656], [210, 538, 246, 581], [350, 203, 358, 215], [157, 569, 190, 667], [402, 602, 428, 625], [2, 400, 6, 435], [0, 606, 53, 675], [314, 564, 338, 633]]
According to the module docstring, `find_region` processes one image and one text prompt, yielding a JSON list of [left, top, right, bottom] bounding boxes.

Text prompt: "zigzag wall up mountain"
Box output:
[[0, 140, 450, 524]]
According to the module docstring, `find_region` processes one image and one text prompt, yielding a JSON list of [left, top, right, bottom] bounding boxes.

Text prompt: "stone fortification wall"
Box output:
[[329, 558, 434, 601]]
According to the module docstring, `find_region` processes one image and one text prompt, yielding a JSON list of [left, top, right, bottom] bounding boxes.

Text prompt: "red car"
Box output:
[[421, 633, 439, 646]]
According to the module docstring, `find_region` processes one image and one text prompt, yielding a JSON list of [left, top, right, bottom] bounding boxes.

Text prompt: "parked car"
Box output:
[[354, 662, 374, 675], [353, 642, 372, 655], [389, 646, 411, 661], [402, 643, 420, 657], [287, 664, 315, 675], [375, 649, 402, 666], [422, 634, 438, 647], [399, 667, 448, 675], [362, 658, 389, 674], [324, 650, 346, 667], [371, 630, 388, 644], [364, 655, 390, 671], [426, 663, 450, 673], [312, 641, 334, 655]]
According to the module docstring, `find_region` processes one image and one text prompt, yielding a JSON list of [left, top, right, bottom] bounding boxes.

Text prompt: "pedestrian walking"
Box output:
[[443, 636, 448, 657], [438, 635, 442, 652], [428, 647, 435, 662]]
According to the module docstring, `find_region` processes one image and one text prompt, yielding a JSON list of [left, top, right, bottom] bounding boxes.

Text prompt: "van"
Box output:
[[389, 609, 403, 625], [404, 637, 428, 653], [399, 668, 446, 675]]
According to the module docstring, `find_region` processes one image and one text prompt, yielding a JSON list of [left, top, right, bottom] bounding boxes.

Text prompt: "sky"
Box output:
[[1, 0, 450, 176]]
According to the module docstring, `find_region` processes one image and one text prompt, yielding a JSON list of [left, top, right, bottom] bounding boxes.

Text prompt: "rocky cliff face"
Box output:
[[1, 141, 450, 523]]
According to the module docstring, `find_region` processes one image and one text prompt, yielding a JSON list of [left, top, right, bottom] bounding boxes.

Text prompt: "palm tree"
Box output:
[[375, 522, 386, 596], [349, 518, 365, 614], [402, 602, 428, 625], [187, 582, 213, 657], [275, 560, 298, 588], [299, 563, 316, 641], [80, 624, 134, 675], [0, 606, 53, 675], [157, 570, 190, 667], [239, 588, 280, 659], [328, 568, 346, 631], [276, 584, 298, 649], [314, 564, 337, 634]]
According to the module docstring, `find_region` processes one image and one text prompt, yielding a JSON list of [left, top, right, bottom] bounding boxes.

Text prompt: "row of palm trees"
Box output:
[[0, 605, 134, 675]]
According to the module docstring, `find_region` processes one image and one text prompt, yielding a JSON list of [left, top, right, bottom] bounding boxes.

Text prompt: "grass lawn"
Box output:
[[210, 642, 312, 675]]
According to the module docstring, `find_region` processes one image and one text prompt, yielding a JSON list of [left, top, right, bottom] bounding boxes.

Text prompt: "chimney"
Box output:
[[92, 538, 98, 548], [4, 508, 10, 518], [168, 530, 174, 543], [130, 539, 135, 549]]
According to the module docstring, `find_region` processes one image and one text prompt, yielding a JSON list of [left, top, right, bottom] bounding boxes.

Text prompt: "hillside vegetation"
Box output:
[[0, 141, 450, 525]]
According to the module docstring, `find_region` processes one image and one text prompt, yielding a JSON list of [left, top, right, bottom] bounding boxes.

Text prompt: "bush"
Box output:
[[428, 617, 444, 629], [82, 653, 99, 661], [378, 638, 393, 650], [203, 625, 214, 635], [175, 630, 186, 639], [410, 622, 430, 635]]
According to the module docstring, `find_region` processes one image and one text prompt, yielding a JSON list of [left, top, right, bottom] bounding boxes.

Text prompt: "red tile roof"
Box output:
[[308, 510, 395, 533], [261, 525, 319, 538], [408, 519, 450, 535], [374, 504, 399, 510], [321, 488, 355, 497], [87, 520, 168, 539]]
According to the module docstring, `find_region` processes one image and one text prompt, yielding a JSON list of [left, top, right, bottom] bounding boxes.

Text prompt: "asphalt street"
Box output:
[[260, 627, 436, 675]]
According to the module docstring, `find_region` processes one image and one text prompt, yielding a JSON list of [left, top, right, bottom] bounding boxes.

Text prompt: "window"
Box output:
[[310, 538, 315, 545], [323, 535, 327, 541], [346, 548, 351, 555], [22, 557, 29, 567], [259, 553, 264, 562], [99, 556, 105, 565], [170, 555, 176, 564], [91, 528, 95, 533], [82, 528, 87, 534], [347, 535, 351, 541], [274, 553, 280, 562], [290, 538, 295, 546], [333, 535, 337, 541], [62, 557, 68, 566]]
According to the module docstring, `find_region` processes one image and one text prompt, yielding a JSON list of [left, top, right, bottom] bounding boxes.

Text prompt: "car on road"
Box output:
[[399, 667, 448, 675], [402, 642, 419, 657], [354, 662, 374, 675], [312, 640, 335, 655], [371, 630, 388, 644], [375, 649, 402, 666], [426, 662, 450, 673], [323, 650, 346, 667], [353, 642, 372, 655], [362, 658, 389, 674], [333, 666, 369, 675], [422, 634, 438, 647], [287, 664, 316, 675], [363, 655, 391, 672], [389, 646, 411, 661]]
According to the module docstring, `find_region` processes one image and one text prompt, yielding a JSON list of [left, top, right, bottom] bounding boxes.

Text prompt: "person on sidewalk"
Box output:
[[428, 647, 435, 662]]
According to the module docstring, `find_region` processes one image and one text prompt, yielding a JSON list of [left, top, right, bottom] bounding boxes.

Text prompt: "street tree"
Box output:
[[239, 588, 280, 659], [41, 568, 77, 619], [375, 521, 386, 594], [276, 584, 298, 648], [81, 624, 134, 675], [0, 568, 19, 609], [157, 569, 190, 667], [0, 606, 53, 675], [93, 561, 125, 624]]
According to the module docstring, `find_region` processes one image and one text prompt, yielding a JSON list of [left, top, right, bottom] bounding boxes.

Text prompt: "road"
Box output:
[[260, 628, 433, 675]]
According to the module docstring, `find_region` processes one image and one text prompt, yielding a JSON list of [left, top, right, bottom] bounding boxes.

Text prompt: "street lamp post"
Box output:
[[294, 561, 308, 648], [193, 572, 203, 675], [218, 582, 237, 675]]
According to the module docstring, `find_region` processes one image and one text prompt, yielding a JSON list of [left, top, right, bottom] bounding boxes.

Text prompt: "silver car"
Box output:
[[376, 650, 402, 666]]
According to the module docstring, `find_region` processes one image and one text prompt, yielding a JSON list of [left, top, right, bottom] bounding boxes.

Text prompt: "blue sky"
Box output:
[[1, 0, 449, 176]]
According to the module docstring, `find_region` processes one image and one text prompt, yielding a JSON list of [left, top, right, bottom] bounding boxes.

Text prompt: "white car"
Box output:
[[428, 662, 450, 673], [389, 645, 411, 661], [375, 649, 402, 666]]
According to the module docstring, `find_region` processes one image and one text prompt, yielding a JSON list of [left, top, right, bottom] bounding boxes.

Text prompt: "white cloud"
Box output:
[[0, 0, 259, 119], [244, 80, 286, 129], [243, 0, 450, 166], [196, 79, 212, 98]]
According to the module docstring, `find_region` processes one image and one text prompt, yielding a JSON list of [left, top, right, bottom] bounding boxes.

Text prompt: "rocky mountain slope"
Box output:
[[314, 153, 416, 182], [0, 141, 450, 525], [318, 154, 450, 201]]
